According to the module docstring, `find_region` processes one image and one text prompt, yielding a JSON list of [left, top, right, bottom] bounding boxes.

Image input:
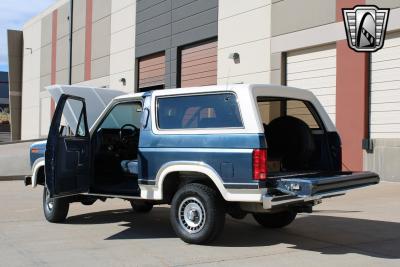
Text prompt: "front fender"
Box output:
[[31, 157, 45, 188]]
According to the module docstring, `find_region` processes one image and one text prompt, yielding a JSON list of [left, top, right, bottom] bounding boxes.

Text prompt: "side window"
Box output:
[[59, 99, 88, 137], [157, 93, 243, 129], [99, 102, 142, 130]]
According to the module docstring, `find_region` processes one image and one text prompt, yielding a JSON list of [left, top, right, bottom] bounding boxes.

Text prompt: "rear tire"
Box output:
[[43, 187, 69, 223], [253, 210, 297, 228], [130, 200, 153, 213], [170, 183, 225, 244]]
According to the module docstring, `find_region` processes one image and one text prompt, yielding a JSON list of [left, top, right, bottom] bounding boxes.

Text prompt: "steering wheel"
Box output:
[[119, 124, 139, 144]]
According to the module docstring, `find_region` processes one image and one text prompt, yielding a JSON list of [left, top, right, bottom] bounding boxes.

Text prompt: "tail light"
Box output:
[[253, 149, 267, 180]]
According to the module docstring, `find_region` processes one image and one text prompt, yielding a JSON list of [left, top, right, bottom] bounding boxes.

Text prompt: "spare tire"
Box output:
[[265, 116, 315, 170]]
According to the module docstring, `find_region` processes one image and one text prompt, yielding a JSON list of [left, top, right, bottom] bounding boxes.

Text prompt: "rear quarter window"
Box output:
[[157, 93, 243, 129], [257, 97, 321, 129]]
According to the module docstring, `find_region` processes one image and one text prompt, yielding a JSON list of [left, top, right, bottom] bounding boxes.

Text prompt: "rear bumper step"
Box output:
[[262, 171, 379, 209]]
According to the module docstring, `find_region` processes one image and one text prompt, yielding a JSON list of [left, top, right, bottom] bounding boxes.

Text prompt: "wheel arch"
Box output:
[[153, 161, 228, 201], [161, 170, 221, 203], [31, 158, 45, 188]]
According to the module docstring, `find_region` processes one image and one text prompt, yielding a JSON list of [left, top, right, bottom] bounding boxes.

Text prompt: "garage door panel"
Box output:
[[369, 132, 400, 138], [371, 110, 400, 121], [181, 41, 217, 55], [370, 124, 400, 133], [371, 102, 400, 112], [140, 63, 166, 73], [371, 59, 400, 71], [182, 49, 217, 62], [182, 56, 217, 68], [138, 52, 165, 89], [139, 79, 165, 88], [371, 90, 400, 104], [139, 68, 166, 79], [371, 68, 400, 83], [371, 111, 400, 124], [287, 47, 336, 63], [288, 76, 336, 90], [181, 62, 217, 75], [139, 75, 165, 84], [287, 57, 336, 74], [181, 71, 217, 82], [305, 87, 335, 97], [287, 44, 336, 125], [371, 80, 400, 92], [380, 33, 400, 47], [322, 106, 335, 114], [180, 39, 217, 88], [315, 95, 336, 107], [287, 68, 336, 81], [181, 76, 217, 87], [371, 34, 400, 138], [372, 46, 400, 62], [139, 54, 165, 68]]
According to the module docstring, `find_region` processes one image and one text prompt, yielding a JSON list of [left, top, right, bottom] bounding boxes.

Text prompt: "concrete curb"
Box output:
[[0, 176, 25, 181]]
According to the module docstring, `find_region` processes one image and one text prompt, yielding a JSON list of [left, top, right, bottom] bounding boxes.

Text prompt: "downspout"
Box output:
[[68, 0, 74, 85], [362, 53, 373, 153]]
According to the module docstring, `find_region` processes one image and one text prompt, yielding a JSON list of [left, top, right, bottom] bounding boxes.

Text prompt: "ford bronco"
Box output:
[[25, 84, 379, 244]]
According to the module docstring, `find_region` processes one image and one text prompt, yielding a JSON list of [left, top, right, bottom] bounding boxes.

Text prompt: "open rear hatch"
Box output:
[[263, 171, 380, 209]]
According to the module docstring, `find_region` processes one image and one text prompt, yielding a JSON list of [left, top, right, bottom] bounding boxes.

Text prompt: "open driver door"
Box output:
[[45, 94, 91, 197]]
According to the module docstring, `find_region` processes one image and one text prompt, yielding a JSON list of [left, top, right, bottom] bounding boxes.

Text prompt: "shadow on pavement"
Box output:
[[66, 207, 176, 239], [66, 207, 400, 259]]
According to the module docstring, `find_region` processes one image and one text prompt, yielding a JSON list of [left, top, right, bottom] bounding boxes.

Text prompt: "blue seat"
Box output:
[[121, 160, 139, 175]]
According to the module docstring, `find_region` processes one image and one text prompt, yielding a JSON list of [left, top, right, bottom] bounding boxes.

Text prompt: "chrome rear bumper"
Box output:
[[262, 171, 379, 209], [262, 190, 346, 209]]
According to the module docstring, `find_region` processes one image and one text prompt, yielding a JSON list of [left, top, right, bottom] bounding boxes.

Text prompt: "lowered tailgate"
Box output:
[[263, 171, 379, 209]]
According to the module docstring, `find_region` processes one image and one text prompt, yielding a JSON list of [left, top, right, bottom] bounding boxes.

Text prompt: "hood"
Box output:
[[46, 85, 126, 129]]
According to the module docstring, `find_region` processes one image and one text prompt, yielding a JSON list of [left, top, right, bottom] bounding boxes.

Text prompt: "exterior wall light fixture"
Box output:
[[119, 78, 126, 86], [228, 52, 240, 64]]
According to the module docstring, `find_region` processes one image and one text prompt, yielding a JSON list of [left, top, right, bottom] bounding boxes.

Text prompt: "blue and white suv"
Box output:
[[26, 84, 379, 244]]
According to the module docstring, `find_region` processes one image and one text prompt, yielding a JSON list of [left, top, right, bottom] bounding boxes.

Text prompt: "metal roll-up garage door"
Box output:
[[371, 33, 400, 138], [138, 52, 165, 91], [180, 39, 217, 88], [287, 44, 337, 124]]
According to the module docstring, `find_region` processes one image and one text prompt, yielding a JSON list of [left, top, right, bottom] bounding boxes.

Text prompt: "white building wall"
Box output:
[[109, 0, 136, 93], [217, 0, 272, 84], [21, 20, 42, 140]]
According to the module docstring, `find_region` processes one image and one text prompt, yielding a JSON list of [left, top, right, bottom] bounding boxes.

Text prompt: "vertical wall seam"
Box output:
[[84, 0, 93, 81], [50, 9, 58, 115], [51, 10, 58, 85]]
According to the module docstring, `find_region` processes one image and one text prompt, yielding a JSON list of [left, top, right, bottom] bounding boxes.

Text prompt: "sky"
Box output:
[[0, 0, 57, 72]]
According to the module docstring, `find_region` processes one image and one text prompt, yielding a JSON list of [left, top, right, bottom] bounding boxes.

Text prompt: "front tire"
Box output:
[[43, 187, 69, 223], [170, 183, 225, 244], [253, 210, 297, 228]]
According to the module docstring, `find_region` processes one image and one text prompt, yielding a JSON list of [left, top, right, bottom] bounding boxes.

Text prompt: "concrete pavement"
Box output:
[[0, 141, 40, 179], [0, 181, 399, 266]]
